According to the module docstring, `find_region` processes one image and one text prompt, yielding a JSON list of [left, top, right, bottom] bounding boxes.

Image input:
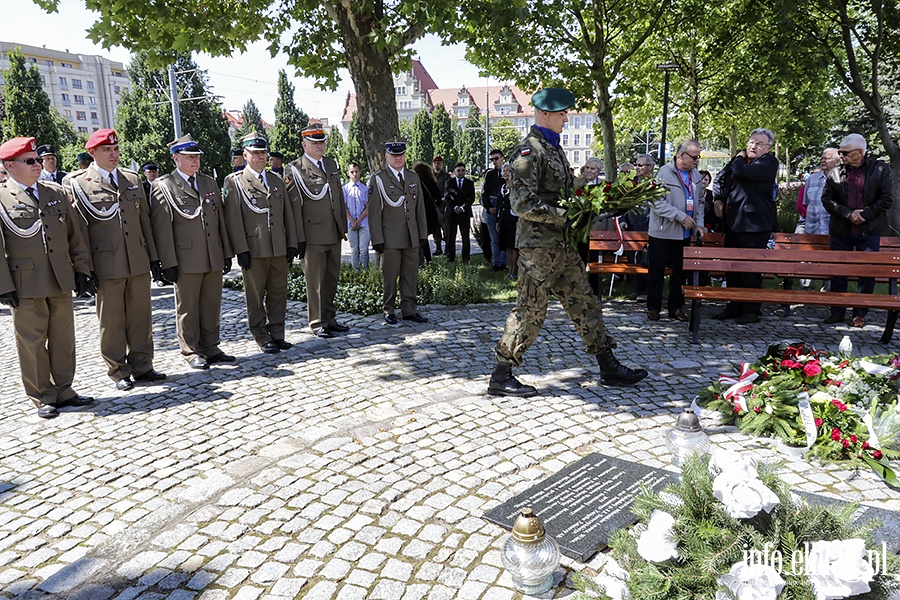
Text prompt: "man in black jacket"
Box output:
[[443, 162, 475, 262], [712, 128, 779, 324], [821, 133, 893, 327], [482, 149, 507, 270]]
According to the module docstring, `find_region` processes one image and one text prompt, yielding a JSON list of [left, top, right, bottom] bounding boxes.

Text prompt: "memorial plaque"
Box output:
[[483, 453, 676, 562], [798, 491, 900, 554]]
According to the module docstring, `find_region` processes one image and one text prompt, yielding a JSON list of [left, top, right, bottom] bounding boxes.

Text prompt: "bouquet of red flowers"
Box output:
[[559, 169, 668, 247]]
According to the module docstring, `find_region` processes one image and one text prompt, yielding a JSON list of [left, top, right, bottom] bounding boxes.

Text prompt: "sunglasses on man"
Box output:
[[9, 157, 43, 165]]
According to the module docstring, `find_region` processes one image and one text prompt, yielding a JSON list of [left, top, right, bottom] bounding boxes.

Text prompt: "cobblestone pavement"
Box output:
[[1, 281, 899, 599]]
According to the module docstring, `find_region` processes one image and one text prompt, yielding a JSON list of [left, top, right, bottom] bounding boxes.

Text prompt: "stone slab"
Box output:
[[483, 453, 675, 561]]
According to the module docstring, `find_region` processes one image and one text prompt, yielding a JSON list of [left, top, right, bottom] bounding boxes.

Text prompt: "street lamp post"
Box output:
[[656, 63, 680, 167]]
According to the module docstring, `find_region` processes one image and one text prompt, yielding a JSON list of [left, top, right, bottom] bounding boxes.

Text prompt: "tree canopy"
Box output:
[[270, 70, 309, 161], [2, 49, 64, 148]]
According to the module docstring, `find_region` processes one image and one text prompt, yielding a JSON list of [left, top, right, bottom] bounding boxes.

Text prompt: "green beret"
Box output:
[[240, 132, 268, 150], [532, 88, 575, 112]]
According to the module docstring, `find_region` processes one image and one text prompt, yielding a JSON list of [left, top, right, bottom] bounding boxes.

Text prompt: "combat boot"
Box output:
[[488, 362, 537, 397], [596, 348, 649, 386]]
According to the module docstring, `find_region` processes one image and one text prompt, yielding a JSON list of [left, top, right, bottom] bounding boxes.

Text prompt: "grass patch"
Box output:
[[224, 255, 518, 315]]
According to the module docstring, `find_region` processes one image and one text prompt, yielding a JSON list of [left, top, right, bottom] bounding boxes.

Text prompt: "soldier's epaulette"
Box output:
[[198, 172, 215, 183], [65, 168, 87, 180], [39, 180, 65, 193], [156, 173, 174, 182], [119, 167, 138, 176]]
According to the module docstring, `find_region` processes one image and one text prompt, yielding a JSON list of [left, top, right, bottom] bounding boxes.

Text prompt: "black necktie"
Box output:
[[109, 173, 118, 190], [458, 178, 462, 189], [317, 160, 324, 173], [398, 171, 404, 187], [25, 187, 38, 203], [258, 173, 266, 190], [188, 175, 197, 192]]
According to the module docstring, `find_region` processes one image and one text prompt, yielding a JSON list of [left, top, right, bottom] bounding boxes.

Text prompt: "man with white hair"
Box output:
[[821, 133, 893, 327], [803, 148, 841, 235]]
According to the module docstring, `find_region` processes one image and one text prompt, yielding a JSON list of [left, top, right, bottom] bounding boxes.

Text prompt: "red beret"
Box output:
[[86, 129, 119, 149], [0, 137, 37, 160]]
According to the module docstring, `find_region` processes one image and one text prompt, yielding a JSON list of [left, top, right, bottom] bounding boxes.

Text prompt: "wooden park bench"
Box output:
[[682, 246, 900, 344]]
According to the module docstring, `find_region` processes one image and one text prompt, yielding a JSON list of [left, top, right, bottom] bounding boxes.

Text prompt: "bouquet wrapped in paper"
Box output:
[[559, 169, 668, 247]]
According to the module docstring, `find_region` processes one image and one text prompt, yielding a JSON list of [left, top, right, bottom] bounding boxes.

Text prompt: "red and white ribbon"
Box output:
[[718, 362, 758, 411]]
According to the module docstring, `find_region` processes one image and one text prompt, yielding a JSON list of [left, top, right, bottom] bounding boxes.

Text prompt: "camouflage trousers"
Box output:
[[495, 246, 611, 366]]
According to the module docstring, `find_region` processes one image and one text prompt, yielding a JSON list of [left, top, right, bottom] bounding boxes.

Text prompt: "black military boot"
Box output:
[[596, 348, 649, 385], [488, 362, 537, 397]]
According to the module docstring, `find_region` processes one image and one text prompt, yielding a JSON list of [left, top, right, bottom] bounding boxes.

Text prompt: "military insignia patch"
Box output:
[[521, 148, 531, 156]]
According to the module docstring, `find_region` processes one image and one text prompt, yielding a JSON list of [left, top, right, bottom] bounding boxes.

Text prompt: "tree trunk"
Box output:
[[874, 120, 900, 234], [331, 7, 399, 173], [728, 125, 738, 157], [595, 82, 616, 177]]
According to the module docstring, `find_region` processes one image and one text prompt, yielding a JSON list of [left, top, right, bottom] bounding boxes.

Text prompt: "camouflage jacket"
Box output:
[[510, 126, 572, 248]]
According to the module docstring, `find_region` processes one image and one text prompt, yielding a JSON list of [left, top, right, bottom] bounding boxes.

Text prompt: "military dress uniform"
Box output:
[[286, 153, 347, 335], [222, 143, 297, 351], [489, 89, 647, 396], [64, 140, 161, 388], [0, 149, 92, 414], [368, 147, 428, 322], [150, 160, 232, 367]]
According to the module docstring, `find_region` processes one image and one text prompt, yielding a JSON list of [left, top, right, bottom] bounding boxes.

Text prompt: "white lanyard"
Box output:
[[376, 172, 406, 209], [291, 165, 330, 201]]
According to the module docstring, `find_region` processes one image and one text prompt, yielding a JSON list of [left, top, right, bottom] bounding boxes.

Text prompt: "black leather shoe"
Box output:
[[189, 356, 209, 370], [712, 309, 741, 321], [38, 405, 58, 419], [135, 369, 167, 382], [824, 314, 844, 324], [59, 395, 94, 408], [116, 377, 134, 391], [207, 352, 236, 364], [262, 342, 280, 354], [647, 310, 660, 321], [314, 328, 335, 339], [597, 348, 649, 386], [487, 363, 537, 397], [403, 313, 429, 323], [734, 313, 761, 324], [384, 313, 398, 325], [273, 339, 293, 350], [328, 323, 350, 332]]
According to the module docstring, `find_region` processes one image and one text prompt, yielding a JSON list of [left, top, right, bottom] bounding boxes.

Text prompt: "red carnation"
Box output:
[[575, 188, 584, 196], [874, 450, 884, 460], [863, 441, 870, 449], [815, 418, 823, 428], [850, 434, 858, 443], [841, 439, 850, 449], [831, 428, 841, 441], [754, 406, 761, 413]]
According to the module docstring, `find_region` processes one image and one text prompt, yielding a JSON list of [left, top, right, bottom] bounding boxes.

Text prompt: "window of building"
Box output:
[[562, 134, 569, 145], [61, 93, 70, 106], [59, 76, 68, 88], [585, 115, 594, 128], [114, 86, 121, 94], [395, 86, 407, 96], [28, 57, 37, 64], [574, 150, 581, 163], [72, 79, 83, 89], [500, 107, 510, 115], [41, 76, 46, 85], [86, 81, 95, 92], [63, 109, 72, 118], [573, 116, 582, 128], [77, 126, 88, 133], [585, 133, 592, 146], [90, 112, 98, 121], [563, 120, 569, 130], [459, 96, 469, 106], [89, 97, 96, 107], [92, 127, 99, 132], [76, 111, 86, 120], [61, 62, 72, 68], [74, 95, 84, 105], [45, 60, 53, 67], [518, 118, 525, 126], [574, 134, 581, 146]]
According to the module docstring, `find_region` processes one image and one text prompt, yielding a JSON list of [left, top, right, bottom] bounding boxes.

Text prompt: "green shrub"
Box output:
[[776, 183, 801, 233]]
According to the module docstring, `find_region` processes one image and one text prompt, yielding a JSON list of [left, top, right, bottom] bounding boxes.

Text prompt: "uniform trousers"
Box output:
[[13, 293, 78, 407], [242, 256, 288, 345], [382, 247, 419, 316], [97, 272, 154, 381], [496, 246, 611, 366], [174, 270, 223, 360], [303, 242, 342, 330]]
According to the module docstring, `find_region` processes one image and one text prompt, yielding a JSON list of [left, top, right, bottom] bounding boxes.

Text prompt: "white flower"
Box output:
[[807, 538, 874, 600], [716, 561, 785, 600], [765, 404, 774, 414], [594, 556, 630, 600], [636, 510, 679, 563], [710, 449, 757, 478], [713, 471, 779, 519]]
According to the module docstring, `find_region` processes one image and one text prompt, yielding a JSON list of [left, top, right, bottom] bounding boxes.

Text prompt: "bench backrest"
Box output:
[[683, 247, 900, 279]]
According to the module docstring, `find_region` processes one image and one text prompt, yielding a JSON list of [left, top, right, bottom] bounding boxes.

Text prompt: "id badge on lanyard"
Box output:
[[680, 170, 694, 212]]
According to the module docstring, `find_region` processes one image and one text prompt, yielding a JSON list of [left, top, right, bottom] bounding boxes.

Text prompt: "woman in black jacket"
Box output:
[[412, 162, 443, 264]]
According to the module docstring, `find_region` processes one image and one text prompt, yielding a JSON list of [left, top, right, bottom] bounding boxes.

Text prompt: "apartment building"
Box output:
[[0, 42, 130, 134]]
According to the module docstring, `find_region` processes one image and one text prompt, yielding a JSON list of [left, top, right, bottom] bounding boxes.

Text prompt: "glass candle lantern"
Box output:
[[500, 507, 561, 594], [665, 408, 711, 469]]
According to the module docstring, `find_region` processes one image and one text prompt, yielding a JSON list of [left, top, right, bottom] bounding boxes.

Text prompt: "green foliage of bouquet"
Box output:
[[697, 342, 900, 483], [573, 455, 900, 600], [560, 170, 668, 247]]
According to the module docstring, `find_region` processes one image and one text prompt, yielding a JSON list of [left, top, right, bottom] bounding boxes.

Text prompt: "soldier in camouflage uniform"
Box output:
[[489, 88, 648, 397]]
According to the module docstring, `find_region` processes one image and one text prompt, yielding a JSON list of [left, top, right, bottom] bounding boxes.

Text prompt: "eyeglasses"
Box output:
[[491, 156, 503, 162], [683, 153, 701, 161], [747, 140, 770, 148], [9, 157, 43, 165], [838, 149, 860, 156], [636, 163, 654, 168]]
